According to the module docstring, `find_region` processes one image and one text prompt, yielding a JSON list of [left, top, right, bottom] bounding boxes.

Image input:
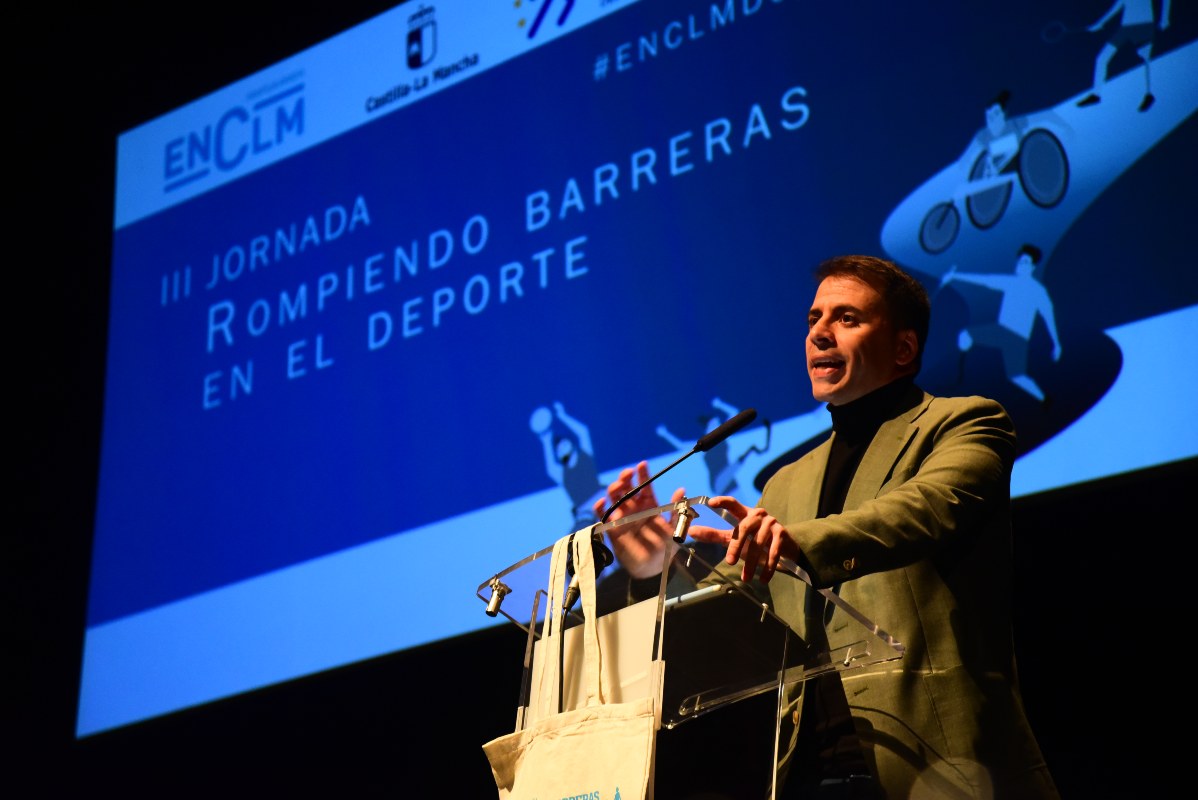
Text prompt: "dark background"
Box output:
[[15, 2, 1193, 795]]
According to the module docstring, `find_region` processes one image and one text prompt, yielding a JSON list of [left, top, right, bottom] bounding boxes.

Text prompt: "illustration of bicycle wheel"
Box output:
[[965, 152, 1012, 229], [919, 201, 960, 254], [1019, 129, 1068, 208]]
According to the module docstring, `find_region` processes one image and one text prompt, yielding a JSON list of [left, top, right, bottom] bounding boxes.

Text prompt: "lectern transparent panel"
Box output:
[[477, 497, 904, 730]]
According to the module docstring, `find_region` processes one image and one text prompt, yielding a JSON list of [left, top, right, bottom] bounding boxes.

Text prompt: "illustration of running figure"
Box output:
[[1077, 0, 1172, 111], [943, 244, 1063, 403], [656, 397, 771, 496], [530, 401, 602, 529]]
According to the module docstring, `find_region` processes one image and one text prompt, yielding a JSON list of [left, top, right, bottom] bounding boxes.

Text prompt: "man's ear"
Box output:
[[895, 330, 918, 368]]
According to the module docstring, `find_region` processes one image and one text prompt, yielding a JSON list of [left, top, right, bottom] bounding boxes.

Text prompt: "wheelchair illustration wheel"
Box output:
[[919, 201, 959, 254], [1018, 129, 1068, 208], [965, 151, 1013, 229]]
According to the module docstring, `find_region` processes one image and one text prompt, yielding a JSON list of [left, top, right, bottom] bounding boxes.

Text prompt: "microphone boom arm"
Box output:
[[600, 408, 757, 524]]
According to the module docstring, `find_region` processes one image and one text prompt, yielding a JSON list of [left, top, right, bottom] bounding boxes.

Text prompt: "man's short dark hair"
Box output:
[[814, 254, 931, 372]]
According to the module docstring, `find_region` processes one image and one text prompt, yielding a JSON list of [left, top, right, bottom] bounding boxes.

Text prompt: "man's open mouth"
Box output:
[[811, 357, 844, 375]]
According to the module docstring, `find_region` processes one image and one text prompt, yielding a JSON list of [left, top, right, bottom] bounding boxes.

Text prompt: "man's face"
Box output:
[[806, 275, 914, 405]]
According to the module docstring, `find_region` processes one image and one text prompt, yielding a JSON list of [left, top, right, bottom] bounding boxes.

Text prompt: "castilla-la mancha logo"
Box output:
[[407, 4, 437, 68]]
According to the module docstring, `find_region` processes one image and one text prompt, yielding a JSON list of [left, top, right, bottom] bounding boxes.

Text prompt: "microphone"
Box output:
[[693, 408, 757, 452], [563, 407, 758, 612], [601, 407, 757, 524], [562, 529, 614, 613]]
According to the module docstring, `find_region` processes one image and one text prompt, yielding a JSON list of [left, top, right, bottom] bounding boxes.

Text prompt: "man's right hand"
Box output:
[[592, 460, 685, 579]]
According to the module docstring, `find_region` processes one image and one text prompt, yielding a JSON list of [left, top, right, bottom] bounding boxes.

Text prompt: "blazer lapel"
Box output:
[[797, 438, 831, 517], [844, 389, 931, 508]]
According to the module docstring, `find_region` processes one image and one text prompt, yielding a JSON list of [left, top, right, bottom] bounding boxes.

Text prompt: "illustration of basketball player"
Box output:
[[530, 401, 602, 529]]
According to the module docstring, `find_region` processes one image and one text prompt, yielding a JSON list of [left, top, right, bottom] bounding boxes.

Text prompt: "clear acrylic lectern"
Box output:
[[477, 496, 904, 799]]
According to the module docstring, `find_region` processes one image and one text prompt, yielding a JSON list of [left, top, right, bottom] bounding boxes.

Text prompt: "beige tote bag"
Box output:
[[483, 531, 658, 799]]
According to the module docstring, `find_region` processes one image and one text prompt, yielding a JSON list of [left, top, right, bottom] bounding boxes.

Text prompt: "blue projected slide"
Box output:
[[80, 0, 1198, 736]]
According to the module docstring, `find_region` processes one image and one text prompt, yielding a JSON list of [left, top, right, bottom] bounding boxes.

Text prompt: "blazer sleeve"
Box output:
[[761, 395, 1015, 589]]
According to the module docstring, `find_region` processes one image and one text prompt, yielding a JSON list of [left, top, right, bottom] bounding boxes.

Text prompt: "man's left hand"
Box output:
[[689, 495, 798, 583]]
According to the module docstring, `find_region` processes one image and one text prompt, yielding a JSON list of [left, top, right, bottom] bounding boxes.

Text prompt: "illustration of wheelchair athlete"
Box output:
[[656, 397, 771, 498], [919, 91, 1070, 255]]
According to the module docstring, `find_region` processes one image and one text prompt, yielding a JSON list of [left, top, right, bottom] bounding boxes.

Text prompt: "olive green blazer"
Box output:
[[759, 386, 1059, 799]]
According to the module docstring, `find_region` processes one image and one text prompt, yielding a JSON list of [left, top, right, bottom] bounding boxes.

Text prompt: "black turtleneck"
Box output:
[[818, 375, 916, 520]]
